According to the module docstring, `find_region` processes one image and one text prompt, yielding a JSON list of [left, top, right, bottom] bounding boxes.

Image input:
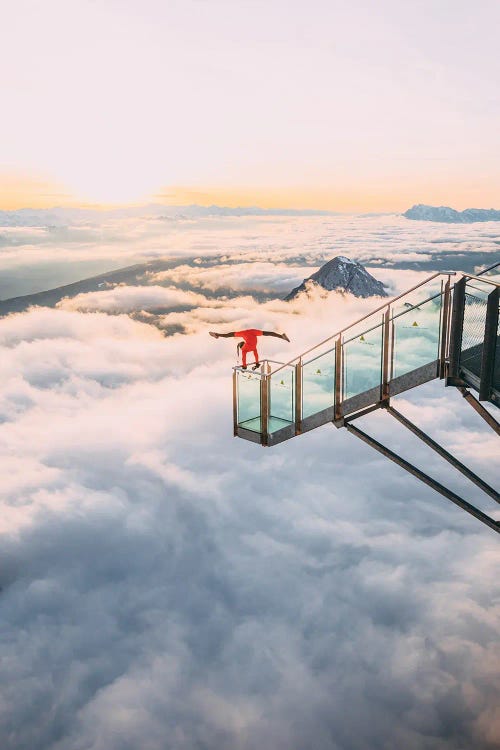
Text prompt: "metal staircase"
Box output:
[[232, 262, 500, 534]]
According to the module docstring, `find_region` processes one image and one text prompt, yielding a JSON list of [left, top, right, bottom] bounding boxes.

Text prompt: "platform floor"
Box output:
[[239, 416, 293, 433]]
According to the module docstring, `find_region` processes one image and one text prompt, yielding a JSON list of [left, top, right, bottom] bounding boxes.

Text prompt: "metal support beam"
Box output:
[[343, 402, 384, 424], [346, 424, 500, 535], [479, 287, 499, 401], [384, 405, 500, 504], [458, 387, 500, 436], [448, 276, 466, 381]]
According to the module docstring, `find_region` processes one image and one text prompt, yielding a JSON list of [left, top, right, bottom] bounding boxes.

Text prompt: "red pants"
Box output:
[[241, 345, 259, 368]]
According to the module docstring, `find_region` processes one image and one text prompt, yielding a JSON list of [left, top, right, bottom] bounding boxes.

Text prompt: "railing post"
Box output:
[[334, 336, 342, 422], [448, 276, 466, 381], [260, 362, 270, 446], [295, 358, 302, 434], [232, 369, 238, 436], [439, 277, 452, 379], [479, 287, 499, 401], [381, 308, 390, 401]]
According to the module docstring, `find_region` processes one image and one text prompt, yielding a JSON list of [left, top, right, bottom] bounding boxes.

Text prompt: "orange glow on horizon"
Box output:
[[1, 174, 499, 213]]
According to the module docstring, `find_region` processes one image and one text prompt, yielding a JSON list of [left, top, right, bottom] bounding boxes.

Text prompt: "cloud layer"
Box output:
[[1, 213, 499, 299], [1, 301, 499, 750]]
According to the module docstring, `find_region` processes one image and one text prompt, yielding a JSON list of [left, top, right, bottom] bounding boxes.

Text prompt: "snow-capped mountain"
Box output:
[[285, 256, 387, 300], [403, 204, 500, 223]]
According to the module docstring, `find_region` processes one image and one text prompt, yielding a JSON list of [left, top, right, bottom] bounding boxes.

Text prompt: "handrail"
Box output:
[[462, 274, 500, 289], [270, 271, 455, 375], [477, 260, 500, 276]]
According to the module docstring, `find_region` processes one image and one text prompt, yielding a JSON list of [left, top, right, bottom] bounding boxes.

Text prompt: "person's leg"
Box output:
[[251, 347, 260, 370], [241, 346, 248, 369]]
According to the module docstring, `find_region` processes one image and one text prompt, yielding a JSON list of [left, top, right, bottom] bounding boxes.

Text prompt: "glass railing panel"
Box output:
[[302, 348, 335, 419], [343, 321, 384, 399], [269, 366, 294, 431], [389, 278, 444, 320], [392, 294, 442, 378], [236, 369, 261, 432], [460, 280, 490, 378]]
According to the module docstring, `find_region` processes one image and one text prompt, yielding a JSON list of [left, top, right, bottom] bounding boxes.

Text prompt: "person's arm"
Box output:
[[209, 331, 237, 338], [262, 331, 290, 342]]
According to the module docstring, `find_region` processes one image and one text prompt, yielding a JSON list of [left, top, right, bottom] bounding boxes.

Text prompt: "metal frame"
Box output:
[[381, 308, 390, 401], [346, 423, 500, 535], [232, 370, 238, 436], [334, 336, 342, 423], [439, 278, 452, 378], [479, 287, 499, 401], [383, 404, 499, 504], [458, 387, 500, 436], [448, 276, 466, 381], [295, 359, 302, 434], [260, 364, 270, 446]]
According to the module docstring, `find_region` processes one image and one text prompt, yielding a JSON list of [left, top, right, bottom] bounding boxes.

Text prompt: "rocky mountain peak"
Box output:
[[285, 256, 387, 300]]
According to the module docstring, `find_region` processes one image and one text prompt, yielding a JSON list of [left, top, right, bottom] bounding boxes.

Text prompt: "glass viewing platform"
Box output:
[[233, 268, 500, 447]]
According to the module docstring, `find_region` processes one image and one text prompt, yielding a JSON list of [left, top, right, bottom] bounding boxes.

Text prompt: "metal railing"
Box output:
[[268, 271, 454, 376]]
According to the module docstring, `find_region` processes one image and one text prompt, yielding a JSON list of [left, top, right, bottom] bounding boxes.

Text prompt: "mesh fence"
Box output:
[[461, 290, 487, 378]]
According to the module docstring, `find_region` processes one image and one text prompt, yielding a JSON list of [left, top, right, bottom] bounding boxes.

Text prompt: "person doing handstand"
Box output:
[[209, 328, 290, 370]]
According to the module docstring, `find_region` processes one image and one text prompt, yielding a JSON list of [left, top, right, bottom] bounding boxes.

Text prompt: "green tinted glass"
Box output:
[[392, 294, 442, 378], [237, 369, 261, 431], [302, 348, 335, 419], [343, 323, 383, 399], [270, 367, 295, 425]]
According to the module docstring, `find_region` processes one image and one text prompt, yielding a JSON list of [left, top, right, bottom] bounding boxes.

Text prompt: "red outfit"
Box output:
[[235, 329, 263, 367]]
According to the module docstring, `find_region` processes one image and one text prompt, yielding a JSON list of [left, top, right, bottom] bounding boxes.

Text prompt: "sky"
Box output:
[[1, 0, 500, 210]]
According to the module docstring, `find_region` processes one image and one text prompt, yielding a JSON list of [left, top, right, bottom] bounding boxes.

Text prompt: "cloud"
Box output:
[[1, 213, 498, 301], [0, 303, 499, 750], [148, 262, 319, 294], [56, 285, 209, 313]]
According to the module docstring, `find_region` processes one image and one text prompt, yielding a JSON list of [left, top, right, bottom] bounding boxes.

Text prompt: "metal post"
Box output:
[[295, 359, 302, 435], [439, 277, 452, 379], [448, 276, 466, 381], [232, 369, 238, 436], [381, 308, 390, 401], [260, 362, 270, 446], [334, 336, 342, 422], [479, 287, 499, 401], [390, 318, 395, 381]]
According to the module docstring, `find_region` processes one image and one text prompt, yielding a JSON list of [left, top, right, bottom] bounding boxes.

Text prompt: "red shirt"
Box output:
[[234, 329, 263, 348]]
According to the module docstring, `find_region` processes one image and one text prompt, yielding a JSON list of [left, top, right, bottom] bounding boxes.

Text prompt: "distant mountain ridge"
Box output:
[[403, 204, 500, 223], [285, 256, 387, 300], [0, 204, 338, 227]]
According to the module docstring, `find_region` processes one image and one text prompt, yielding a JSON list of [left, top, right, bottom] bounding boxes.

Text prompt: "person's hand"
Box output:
[[282, 333, 290, 342], [209, 332, 219, 338]]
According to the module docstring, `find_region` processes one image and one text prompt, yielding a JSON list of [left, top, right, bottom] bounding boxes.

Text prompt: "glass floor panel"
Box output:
[[239, 416, 293, 434]]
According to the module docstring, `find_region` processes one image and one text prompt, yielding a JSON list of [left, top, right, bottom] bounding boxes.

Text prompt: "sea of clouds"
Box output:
[[0, 214, 499, 749], [1, 212, 499, 299]]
